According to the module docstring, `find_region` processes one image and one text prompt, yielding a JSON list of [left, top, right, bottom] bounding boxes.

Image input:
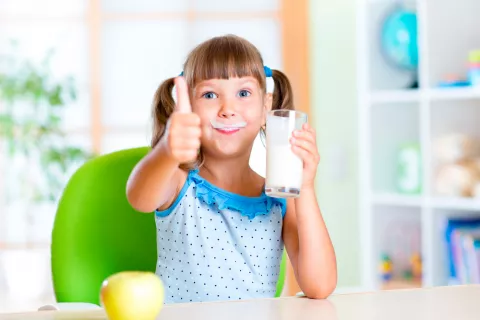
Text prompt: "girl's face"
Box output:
[[192, 76, 271, 159]]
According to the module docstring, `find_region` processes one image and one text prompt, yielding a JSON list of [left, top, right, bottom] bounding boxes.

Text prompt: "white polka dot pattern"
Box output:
[[154, 176, 285, 304]]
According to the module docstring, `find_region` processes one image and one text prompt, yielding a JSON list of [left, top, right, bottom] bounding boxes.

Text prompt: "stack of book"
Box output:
[[445, 217, 480, 285]]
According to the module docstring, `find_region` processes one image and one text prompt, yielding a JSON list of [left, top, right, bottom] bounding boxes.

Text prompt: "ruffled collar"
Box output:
[[188, 169, 286, 219]]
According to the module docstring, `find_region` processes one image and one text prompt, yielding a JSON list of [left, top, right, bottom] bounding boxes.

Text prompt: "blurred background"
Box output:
[[1, 0, 480, 314]]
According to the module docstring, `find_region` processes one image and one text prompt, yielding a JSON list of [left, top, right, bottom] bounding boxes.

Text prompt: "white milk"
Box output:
[[265, 110, 307, 198], [266, 145, 303, 197]]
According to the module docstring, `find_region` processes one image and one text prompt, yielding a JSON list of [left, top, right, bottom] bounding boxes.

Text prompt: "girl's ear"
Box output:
[[264, 93, 273, 112]]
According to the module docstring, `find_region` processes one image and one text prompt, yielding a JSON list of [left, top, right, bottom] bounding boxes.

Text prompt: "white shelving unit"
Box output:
[[357, 0, 480, 290]]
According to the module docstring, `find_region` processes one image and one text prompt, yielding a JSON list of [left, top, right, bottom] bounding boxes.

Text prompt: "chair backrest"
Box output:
[[51, 147, 286, 305], [52, 147, 156, 304]]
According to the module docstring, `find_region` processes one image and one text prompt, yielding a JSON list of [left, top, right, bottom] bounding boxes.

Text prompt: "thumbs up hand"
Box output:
[[163, 76, 202, 164]]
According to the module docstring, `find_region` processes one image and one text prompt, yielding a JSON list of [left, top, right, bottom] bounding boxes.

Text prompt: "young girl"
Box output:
[[126, 34, 336, 304]]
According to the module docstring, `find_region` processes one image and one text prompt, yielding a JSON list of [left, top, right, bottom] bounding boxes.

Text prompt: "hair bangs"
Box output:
[[184, 35, 266, 90]]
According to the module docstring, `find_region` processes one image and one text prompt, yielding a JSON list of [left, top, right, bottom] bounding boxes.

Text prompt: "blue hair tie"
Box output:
[[179, 71, 184, 76], [264, 66, 273, 77]]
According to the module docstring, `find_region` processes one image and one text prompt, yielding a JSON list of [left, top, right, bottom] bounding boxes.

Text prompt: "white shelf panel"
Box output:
[[429, 197, 480, 211], [371, 194, 480, 211], [372, 193, 423, 207], [427, 87, 480, 101], [369, 87, 480, 104], [367, 0, 417, 3], [370, 90, 421, 104]]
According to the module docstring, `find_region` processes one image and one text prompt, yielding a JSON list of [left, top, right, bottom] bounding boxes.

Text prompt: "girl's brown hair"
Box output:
[[151, 34, 295, 168]]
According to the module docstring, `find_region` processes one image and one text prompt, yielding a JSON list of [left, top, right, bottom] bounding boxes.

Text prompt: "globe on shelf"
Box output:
[[380, 5, 419, 88]]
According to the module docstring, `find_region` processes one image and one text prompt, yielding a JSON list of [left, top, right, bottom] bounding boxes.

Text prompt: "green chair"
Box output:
[[51, 147, 286, 306]]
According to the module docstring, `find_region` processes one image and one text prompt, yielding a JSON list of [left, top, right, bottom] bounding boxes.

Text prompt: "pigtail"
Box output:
[[271, 69, 295, 111], [151, 77, 176, 148], [260, 69, 296, 145]]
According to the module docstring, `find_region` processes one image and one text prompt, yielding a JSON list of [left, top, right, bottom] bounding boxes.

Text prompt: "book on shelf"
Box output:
[[445, 217, 480, 285]]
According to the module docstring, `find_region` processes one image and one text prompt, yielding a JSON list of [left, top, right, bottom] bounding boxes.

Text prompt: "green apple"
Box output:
[[100, 271, 165, 320]]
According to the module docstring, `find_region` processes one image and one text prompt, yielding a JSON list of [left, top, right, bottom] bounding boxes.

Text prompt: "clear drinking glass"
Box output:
[[265, 110, 308, 198]]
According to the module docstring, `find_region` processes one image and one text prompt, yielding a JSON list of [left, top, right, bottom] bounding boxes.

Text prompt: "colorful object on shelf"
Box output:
[[380, 5, 418, 88], [380, 254, 393, 281], [435, 160, 480, 197], [437, 74, 470, 88], [437, 50, 480, 88], [410, 253, 422, 279], [468, 49, 480, 87], [397, 143, 422, 195], [445, 217, 480, 285], [380, 6, 418, 70], [433, 133, 479, 164], [378, 218, 422, 289], [433, 133, 480, 198]]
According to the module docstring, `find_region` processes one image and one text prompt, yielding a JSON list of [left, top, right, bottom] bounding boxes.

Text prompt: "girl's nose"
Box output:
[[219, 100, 237, 118], [219, 110, 236, 118]]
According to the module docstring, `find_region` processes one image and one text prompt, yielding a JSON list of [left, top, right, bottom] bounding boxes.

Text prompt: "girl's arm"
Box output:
[[126, 77, 201, 213], [283, 192, 337, 299], [282, 123, 337, 299], [126, 143, 184, 213]]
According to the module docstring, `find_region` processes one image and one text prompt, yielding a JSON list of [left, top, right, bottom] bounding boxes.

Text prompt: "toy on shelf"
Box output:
[[379, 253, 393, 281], [379, 220, 422, 289], [379, 252, 423, 290], [402, 252, 422, 281], [379, 4, 418, 89], [437, 75, 470, 88], [437, 49, 480, 88], [410, 252, 422, 280], [397, 143, 422, 195], [435, 161, 480, 197], [468, 50, 480, 87], [433, 133, 480, 198], [434, 133, 479, 163]]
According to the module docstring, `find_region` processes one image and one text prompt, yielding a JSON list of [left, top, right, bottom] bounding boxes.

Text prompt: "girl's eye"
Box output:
[[202, 92, 218, 99], [238, 90, 251, 98]]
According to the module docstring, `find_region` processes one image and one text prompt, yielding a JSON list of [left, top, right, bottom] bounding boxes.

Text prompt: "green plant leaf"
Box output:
[[48, 84, 63, 106], [0, 44, 92, 204]]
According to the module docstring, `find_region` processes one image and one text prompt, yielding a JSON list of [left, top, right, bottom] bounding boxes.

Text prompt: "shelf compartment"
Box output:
[[371, 103, 421, 194], [366, 0, 419, 91], [430, 100, 480, 198], [433, 209, 480, 287], [372, 193, 423, 207], [426, 0, 480, 88], [372, 205, 422, 289]]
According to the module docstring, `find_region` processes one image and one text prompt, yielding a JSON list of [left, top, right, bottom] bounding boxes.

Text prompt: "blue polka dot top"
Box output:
[[154, 169, 287, 304]]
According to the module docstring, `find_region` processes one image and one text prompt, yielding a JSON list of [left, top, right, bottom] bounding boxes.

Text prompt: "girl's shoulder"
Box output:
[[155, 168, 189, 211], [156, 169, 287, 219]]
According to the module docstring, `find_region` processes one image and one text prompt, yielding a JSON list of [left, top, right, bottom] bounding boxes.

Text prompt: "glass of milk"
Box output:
[[265, 110, 307, 198]]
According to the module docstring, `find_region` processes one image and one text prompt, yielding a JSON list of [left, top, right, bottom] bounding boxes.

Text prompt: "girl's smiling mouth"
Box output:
[[216, 127, 241, 135], [210, 119, 246, 134]]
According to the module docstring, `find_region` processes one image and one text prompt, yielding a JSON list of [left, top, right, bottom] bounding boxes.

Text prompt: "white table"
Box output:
[[2, 285, 480, 320]]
